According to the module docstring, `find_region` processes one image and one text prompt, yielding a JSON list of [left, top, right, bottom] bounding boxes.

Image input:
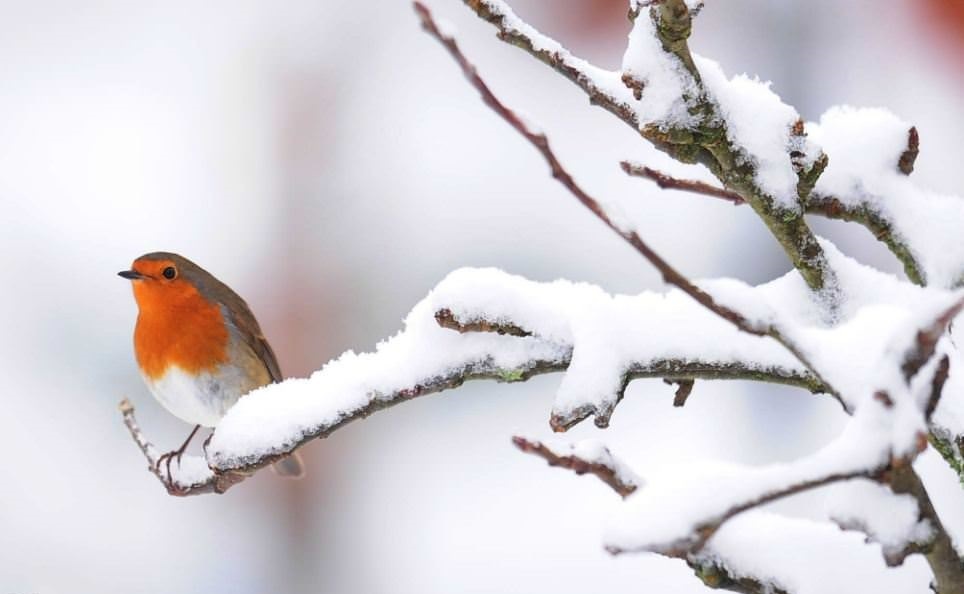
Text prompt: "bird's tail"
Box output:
[[271, 451, 306, 479]]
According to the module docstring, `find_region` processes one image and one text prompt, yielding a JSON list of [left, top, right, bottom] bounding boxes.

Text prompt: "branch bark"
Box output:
[[620, 161, 745, 205]]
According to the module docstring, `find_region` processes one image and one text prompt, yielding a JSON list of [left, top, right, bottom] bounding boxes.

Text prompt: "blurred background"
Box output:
[[1, 0, 963, 592]]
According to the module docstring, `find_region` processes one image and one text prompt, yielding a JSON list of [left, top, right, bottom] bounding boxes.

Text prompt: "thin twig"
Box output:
[[118, 399, 231, 496], [901, 296, 964, 382], [621, 161, 745, 205], [925, 354, 951, 421], [622, 162, 926, 286], [512, 436, 640, 498]]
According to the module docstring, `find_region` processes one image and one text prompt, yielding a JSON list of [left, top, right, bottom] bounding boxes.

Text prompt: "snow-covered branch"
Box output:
[[512, 436, 642, 498], [416, 1, 843, 409], [461, 0, 835, 293], [121, 266, 837, 495]]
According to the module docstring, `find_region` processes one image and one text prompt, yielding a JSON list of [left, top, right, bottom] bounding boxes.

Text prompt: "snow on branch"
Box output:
[[619, 159, 929, 287], [807, 107, 964, 289], [512, 436, 642, 498], [461, 0, 835, 293], [827, 481, 935, 568], [122, 265, 844, 495], [415, 1, 844, 408]]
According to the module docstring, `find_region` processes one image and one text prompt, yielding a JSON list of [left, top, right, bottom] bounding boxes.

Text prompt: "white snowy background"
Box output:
[[1, 0, 963, 592]]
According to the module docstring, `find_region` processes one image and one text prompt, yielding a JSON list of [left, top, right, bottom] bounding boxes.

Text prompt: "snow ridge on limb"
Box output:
[[807, 107, 964, 289], [122, 265, 835, 495]]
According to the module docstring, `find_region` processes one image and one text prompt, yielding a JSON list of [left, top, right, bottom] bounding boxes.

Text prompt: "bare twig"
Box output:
[[620, 161, 745, 205], [118, 399, 243, 496], [901, 295, 964, 382], [512, 436, 640, 497], [416, 0, 839, 401], [925, 354, 951, 421]]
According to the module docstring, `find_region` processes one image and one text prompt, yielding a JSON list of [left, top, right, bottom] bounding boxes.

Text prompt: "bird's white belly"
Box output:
[[144, 366, 246, 427]]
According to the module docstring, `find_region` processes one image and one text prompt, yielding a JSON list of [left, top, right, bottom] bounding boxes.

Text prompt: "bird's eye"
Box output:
[[162, 266, 177, 280]]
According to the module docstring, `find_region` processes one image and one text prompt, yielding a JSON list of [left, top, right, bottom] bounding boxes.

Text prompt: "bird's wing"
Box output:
[[219, 300, 283, 384]]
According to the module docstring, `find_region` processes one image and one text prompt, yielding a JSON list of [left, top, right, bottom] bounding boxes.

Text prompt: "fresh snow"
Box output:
[[809, 106, 964, 288]]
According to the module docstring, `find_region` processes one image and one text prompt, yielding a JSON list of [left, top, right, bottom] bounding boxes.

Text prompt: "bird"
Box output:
[[119, 251, 304, 481]]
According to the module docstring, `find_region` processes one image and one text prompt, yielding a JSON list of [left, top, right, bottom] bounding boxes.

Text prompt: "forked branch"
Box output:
[[415, 0, 838, 401]]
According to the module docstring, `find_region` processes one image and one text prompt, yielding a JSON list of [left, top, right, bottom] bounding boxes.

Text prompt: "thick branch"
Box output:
[[889, 465, 964, 593], [122, 315, 826, 495], [512, 436, 640, 497], [651, 0, 700, 80], [435, 307, 531, 336]]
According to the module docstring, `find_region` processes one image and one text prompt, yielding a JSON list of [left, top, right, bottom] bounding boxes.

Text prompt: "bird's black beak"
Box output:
[[118, 269, 146, 280]]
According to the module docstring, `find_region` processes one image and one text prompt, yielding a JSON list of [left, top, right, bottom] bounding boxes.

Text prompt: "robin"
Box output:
[[119, 251, 304, 480]]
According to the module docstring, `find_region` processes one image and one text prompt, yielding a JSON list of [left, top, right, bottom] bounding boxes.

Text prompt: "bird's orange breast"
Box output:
[[132, 279, 229, 380]]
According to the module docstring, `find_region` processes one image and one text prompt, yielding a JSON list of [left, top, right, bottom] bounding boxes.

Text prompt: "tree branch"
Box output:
[[121, 294, 828, 495], [461, 0, 638, 129], [620, 161, 745, 205], [925, 354, 951, 422], [807, 193, 925, 286], [512, 436, 641, 497], [416, 1, 839, 404], [901, 295, 964, 382], [619, 161, 927, 286], [118, 399, 244, 496], [888, 464, 964, 593], [461, 0, 837, 294], [606, 469, 883, 558]]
